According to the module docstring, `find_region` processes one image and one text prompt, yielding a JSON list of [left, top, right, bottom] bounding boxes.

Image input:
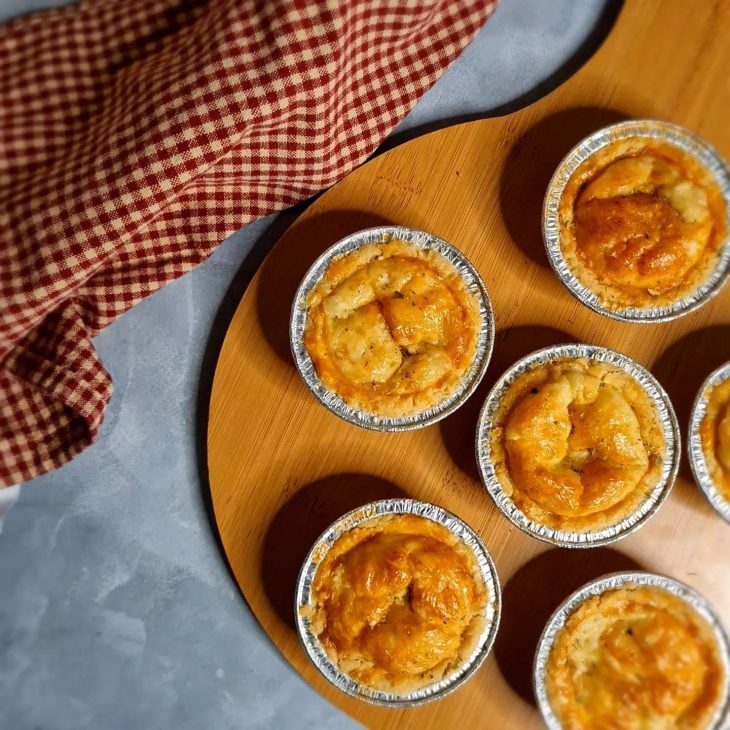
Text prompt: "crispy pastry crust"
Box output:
[[490, 357, 665, 532], [701, 378, 730, 499], [303, 240, 481, 417], [559, 139, 726, 310], [546, 585, 726, 730], [304, 514, 487, 693]]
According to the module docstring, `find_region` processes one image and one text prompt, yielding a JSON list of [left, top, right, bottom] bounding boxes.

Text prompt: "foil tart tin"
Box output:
[[534, 571, 730, 730], [475, 343, 680, 547], [290, 226, 495, 431], [294, 498, 501, 707], [689, 361, 730, 523], [542, 119, 730, 323]]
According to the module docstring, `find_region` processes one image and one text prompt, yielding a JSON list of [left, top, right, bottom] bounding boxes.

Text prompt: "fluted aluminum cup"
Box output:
[[294, 498, 501, 706], [689, 362, 730, 522], [290, 226, 495, 431], [476, 343, 680, 547], [534, 571, 730, 729], [543, 119, 730, 322]]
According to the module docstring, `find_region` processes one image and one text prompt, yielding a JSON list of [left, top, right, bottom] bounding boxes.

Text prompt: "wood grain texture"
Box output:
[[207, 1, 730, 727]]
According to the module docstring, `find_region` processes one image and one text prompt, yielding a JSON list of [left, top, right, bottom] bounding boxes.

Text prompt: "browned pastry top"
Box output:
[[306, 514, 487, 693], [701, 377, 730, 498], [490, 357, 665, 532], [547, 584, 726, 730], [559, 139, 726, 310], [304, 240, 481, 417]]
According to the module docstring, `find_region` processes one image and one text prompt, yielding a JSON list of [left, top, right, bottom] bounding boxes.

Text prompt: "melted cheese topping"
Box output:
[[490, 358, 665, 532], [547, 585, 726, 730], [303, 240, 481, 417], [307, 515, 486, 693], [700, 377, 730, 499], [560, 140, 727, 310]]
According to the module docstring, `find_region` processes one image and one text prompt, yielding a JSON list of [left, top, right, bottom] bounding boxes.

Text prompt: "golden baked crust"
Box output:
[[700, 378, 730, 499], [305, 514, 487, 693], [303, 240, 481, 417], [559, 139, 727, 310], [490, 357, 665, 532], [546, 584, 726, 730]]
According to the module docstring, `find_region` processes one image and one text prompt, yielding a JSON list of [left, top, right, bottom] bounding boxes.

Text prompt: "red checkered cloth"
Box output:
[[0, 0, 497, 487]]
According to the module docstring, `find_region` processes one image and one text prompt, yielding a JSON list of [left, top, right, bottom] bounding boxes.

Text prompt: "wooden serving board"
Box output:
[[207, 1, 730, 727]]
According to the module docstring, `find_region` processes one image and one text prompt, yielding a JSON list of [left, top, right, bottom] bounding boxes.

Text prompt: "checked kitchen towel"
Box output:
[[0, 0, 497, 487]]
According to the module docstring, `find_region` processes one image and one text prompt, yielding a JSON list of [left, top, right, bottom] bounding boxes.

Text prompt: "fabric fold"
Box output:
[[0, 0, 497, 486]]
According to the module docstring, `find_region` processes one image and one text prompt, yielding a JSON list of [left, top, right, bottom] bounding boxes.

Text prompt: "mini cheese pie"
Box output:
[[546, 584, 726, 730], [490, 357, 665, 532], [303, 239, 482, 417], [559, 138, 727, 310], [700, 377, 730, 500], [305, 514, 487, 693]]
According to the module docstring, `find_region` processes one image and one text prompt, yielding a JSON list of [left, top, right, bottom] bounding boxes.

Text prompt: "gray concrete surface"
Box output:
[[0, 1, 611, 728]]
